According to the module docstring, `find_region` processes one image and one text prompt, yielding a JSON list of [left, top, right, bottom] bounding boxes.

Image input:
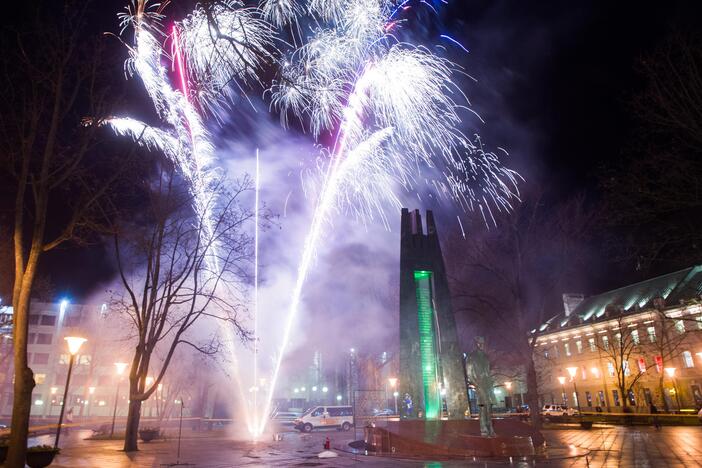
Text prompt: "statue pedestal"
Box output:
[[364, 419, 543, 458]]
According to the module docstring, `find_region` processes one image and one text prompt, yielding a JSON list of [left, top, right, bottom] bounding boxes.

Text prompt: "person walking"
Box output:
[[650, 403, 661, 430]]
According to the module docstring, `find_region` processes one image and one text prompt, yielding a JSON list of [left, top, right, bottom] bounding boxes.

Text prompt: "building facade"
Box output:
[[535, 266, 702, 412]]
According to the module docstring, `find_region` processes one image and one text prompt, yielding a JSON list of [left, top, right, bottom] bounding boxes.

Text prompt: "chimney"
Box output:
[[562, 293, 585, 317]]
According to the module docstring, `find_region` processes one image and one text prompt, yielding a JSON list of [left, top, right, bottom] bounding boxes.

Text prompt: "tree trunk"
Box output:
[[525, 358, 542, 429], [6, 261, 39, 467], [123, 397, 143, 452]]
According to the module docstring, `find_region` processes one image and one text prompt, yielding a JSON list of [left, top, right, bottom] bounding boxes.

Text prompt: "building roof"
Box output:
[[538, 265, 702, 334]]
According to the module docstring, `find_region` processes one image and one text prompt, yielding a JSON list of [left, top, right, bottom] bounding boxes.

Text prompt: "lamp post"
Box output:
[[87, 387, 95, 417], [388, 378, 398, 414], [54, 336, 86, 449], [111, 362, 128, 437], [566, 367, 583, 417], [557, 376, 567, 405], [664, 367, 681, 411], [504, 381, 513, 410]]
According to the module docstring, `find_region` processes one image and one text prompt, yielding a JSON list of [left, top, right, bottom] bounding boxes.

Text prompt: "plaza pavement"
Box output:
[[17, 423, 702, 467]]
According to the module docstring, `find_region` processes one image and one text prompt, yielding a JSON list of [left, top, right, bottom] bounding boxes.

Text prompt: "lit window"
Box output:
[[697, 316, 702, 330], [638, 358, 646, 373], [615, 333, 622, 346], [631, 329, 639, 345], [607, 362, 615, 377], [576, 341, 583, 354], [602, 336, 609, 350], [675, 320, 685, 334], [623, 360, 631, 377], [34, 373, 46, 384], [544, 349, 549, 358], [581, 366, 587, 380], [682, 351, 694, 368], [655, 355, 663, 373], [647, 327, 656, 343], [612, 389, 620, 406], [564, 343, 571, 357], [588, 338, 596, 352]]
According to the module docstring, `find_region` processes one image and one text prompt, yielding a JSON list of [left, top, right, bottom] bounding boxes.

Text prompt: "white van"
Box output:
[[293, 405, 353, 432]]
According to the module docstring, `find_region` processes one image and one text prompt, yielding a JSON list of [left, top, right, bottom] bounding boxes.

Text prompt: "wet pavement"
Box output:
[[25, 423, 702, 467]]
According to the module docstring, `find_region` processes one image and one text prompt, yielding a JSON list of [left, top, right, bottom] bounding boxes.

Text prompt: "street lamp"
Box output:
[[336, 394, 343, 403], [504, 381, 513, 411], [566, 367, 583, 417], [111, 362, 128, 436], [54, 336, 86, 449], [664, 367, 681, 411], [388, 378, 398, 414], [557, 376, 567, 405]]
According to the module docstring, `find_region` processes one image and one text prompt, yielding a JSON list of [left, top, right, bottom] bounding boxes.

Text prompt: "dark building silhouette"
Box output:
[[399, 209, 468, 418]]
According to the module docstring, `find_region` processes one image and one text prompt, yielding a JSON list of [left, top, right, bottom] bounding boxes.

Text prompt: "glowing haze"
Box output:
[[104, 0, 519, 439]]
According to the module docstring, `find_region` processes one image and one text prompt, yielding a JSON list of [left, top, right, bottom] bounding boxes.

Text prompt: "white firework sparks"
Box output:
[[259, 0, 521, 436], [177, 1, 277, 116]]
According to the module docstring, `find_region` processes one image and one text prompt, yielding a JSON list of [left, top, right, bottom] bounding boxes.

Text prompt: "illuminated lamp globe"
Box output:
[[65, 336, 87, 355]]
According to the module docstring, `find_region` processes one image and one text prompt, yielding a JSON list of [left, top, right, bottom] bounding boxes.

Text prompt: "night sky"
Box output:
[[7, 0, 702, 301]]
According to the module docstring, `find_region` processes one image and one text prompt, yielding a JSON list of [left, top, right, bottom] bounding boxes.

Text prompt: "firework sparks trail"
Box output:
[[106, 1, 275, 437], [257, 0, 521, 436]]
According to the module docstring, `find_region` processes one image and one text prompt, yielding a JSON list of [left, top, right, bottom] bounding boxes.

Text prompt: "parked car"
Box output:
[[293, 406, 353, 432], [542, 404, 578, 416], [270, 411, 301, 427]]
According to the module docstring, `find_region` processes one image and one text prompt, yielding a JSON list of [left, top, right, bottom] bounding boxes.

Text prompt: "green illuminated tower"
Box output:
[[399, 209, 468, 419]]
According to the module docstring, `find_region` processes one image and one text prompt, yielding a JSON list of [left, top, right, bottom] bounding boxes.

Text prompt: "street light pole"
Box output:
[[55, 336, 86, 450], [566, 367, 583, 418], [664, 368, 681, 411], [111, 362, 128, 437], [557, 376, 567, 405]]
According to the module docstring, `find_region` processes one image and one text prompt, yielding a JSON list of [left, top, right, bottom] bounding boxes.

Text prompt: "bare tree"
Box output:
[[447, 192, 594, 428], [0, 3, 126, 464], [601, 34, 702, 272], [112, 166, 253, 452], [592, 304, 688, 412]]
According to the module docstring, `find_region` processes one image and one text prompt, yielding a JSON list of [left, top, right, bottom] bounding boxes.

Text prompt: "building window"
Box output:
[[588, 338, 596, 352], [36, 333, 52, 345], [58, 354, 69, 365], [623, 360, 631, 377], [564, 343, 571, 357], [581, 366, 587, 380], [544, 349, 549, 358], [602, 336, 609, 350], [647, 326, 656, 343], [612, 390, 620, 406], [585, 391, 592, 406], [34, 373, 46, 384], [575, 340, 582, 353], [655, 355, 663, 373], [682, 351, 694, 368], [33, 353, 49, 365], [552, 345, 559, 358], [631, 329, 639, 345], [615, 333, 622, 347], [28, 333, 36, 344], [78, 355, 91, 366], [675, 320, 685, 334], [697, 315, 702, 330], [627, 390, 636, 405], [597, 390, 605, 406], [607, 362, 615, 377], [28, 315, 39, 325], [40, 315, 56, 326]]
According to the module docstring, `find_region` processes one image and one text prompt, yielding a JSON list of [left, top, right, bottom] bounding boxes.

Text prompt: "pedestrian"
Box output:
[[650, 403, 660, 430]]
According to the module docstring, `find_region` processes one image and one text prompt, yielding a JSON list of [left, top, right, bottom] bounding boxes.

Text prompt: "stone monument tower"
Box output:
[[399, 208, 468, 419]]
